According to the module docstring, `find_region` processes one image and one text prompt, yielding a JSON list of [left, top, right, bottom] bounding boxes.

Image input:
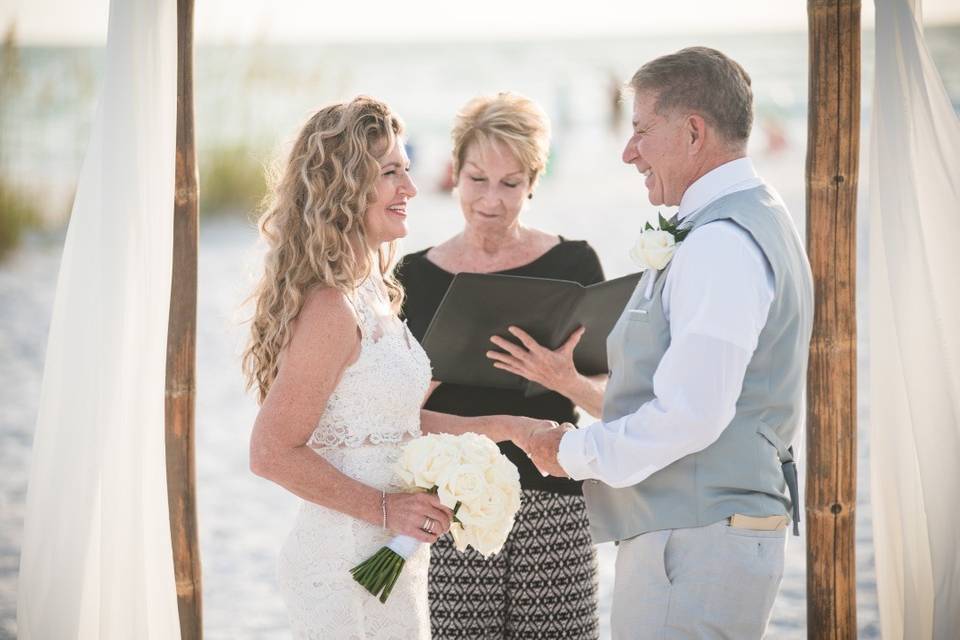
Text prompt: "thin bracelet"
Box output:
[[380, 491, 388, 530]]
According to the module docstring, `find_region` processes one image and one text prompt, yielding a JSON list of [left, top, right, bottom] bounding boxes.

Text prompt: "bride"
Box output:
[[243, 96, 546, 639]]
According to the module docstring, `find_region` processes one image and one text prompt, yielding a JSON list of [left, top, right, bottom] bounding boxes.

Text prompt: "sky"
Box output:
[[2, 0, 959, 44]]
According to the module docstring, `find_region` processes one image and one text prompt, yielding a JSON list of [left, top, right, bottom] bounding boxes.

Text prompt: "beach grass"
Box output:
[[0, 178, 40, 261], [199, 144, 268, 219]]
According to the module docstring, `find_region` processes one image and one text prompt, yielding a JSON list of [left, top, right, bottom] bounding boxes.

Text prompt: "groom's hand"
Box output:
[[527, 422, 574, 478]]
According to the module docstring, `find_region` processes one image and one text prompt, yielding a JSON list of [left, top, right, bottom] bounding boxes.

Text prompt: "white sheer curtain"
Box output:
[[16, 0, 181, 637], [869, 1, 960, 638]]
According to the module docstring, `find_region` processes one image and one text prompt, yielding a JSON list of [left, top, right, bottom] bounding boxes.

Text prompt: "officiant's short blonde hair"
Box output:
[[451, 92, 550, 189], [631, 47, 753, 146]]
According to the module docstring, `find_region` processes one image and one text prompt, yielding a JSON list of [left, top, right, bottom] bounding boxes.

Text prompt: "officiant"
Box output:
[[396, 92, 605, 639]]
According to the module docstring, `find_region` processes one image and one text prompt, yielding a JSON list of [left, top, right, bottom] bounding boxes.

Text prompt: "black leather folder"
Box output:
[[421, 271, 643, 395]]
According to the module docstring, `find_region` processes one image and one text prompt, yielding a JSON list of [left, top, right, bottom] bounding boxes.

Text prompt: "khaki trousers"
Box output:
[[611, 520, 785, 639]]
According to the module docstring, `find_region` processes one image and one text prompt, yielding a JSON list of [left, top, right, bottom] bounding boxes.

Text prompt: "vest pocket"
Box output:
[[620, 311, 653, 350]]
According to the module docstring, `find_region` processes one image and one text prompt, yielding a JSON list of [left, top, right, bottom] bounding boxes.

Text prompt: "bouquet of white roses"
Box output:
[[350, 432, 522, 603]]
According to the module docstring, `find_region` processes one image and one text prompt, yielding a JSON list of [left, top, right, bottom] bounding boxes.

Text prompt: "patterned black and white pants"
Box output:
[[428, 489, 599, 639]]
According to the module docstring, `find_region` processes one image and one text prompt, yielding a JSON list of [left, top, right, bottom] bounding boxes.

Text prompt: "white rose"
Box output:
[[436, 463, 488, 511], [457, 432, 501, 467], [485, 456, 520, 492], [629, 229, 676, 271], [503, 480, 521, 516], [394, 434, 462, 491], [468, 521, 513, 557], [393, 437, 430, 487], [450, 517, 510, 557], [457, 484, 509, 530]]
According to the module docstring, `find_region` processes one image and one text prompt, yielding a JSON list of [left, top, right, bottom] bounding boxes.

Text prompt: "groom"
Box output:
[[524, 47, 814, 638]]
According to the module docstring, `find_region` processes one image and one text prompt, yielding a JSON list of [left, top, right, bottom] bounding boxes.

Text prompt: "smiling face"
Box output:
[[457, 140, 532, 232], [622, 90, 694, 207], [364, 140, 418, 247]]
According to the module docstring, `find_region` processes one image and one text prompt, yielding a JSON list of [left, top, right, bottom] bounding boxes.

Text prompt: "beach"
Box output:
[[4, 28, 960, 637]]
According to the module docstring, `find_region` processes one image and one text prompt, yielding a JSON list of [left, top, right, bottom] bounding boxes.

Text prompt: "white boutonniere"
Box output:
[[629, 213, 691, 271]]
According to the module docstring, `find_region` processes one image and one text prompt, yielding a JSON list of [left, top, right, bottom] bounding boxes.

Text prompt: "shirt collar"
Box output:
[[677, 157, 761, 222]]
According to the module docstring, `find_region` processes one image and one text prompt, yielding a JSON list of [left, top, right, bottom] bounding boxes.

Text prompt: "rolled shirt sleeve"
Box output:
[[557, 220, 775, 487]]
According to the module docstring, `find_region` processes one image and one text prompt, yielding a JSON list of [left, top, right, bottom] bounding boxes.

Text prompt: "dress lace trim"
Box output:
[[305, 278, 431, 451]]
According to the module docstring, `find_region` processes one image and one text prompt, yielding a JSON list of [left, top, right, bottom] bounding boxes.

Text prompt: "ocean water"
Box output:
[[5, 26, 956, 223], [2, 28, 959, 638]]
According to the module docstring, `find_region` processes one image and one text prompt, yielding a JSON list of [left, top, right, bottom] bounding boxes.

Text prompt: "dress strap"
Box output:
[[349, 278, 382, 343]]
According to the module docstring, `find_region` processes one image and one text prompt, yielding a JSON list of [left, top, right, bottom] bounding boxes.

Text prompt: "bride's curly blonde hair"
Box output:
[[243, 96, 406, 402]]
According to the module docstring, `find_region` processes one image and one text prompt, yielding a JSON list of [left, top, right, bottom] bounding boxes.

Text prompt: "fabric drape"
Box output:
[[869, 1, 960, 638], [16, 0, 181, 637]]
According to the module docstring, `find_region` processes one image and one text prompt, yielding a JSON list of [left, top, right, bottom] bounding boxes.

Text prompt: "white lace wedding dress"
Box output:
[[277, 278, 433, 639]]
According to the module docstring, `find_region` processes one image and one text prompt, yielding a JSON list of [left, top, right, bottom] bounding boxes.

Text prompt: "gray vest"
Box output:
[[584, 184, 814, 543]]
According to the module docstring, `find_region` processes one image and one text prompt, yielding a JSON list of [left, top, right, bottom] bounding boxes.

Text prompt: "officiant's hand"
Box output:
[[487, 325, 585, 394], [525, 422, 575, 478]]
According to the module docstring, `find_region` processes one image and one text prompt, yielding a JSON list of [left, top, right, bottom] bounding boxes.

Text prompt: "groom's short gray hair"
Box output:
[[630, 47, 753, 146]]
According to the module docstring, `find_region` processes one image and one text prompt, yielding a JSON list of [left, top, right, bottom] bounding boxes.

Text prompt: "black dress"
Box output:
[[397, 238, 603, 640]]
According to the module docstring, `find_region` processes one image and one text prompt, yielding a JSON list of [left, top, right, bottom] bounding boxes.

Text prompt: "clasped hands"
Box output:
[[514, 419, 575, 478], [485, 325, 582, 478]]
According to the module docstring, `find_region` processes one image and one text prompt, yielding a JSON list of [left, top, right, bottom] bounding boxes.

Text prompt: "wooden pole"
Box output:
[[805, 1, 859, 638], [166, 0, 201, 637]]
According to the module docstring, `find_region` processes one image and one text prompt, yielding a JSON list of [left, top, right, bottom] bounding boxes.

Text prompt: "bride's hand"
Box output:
[[385, 491, 454, 544], [499, 416, 558, 453]]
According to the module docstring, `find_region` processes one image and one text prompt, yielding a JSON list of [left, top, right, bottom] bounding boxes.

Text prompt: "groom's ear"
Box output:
[[685, 114, 708, 155]]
